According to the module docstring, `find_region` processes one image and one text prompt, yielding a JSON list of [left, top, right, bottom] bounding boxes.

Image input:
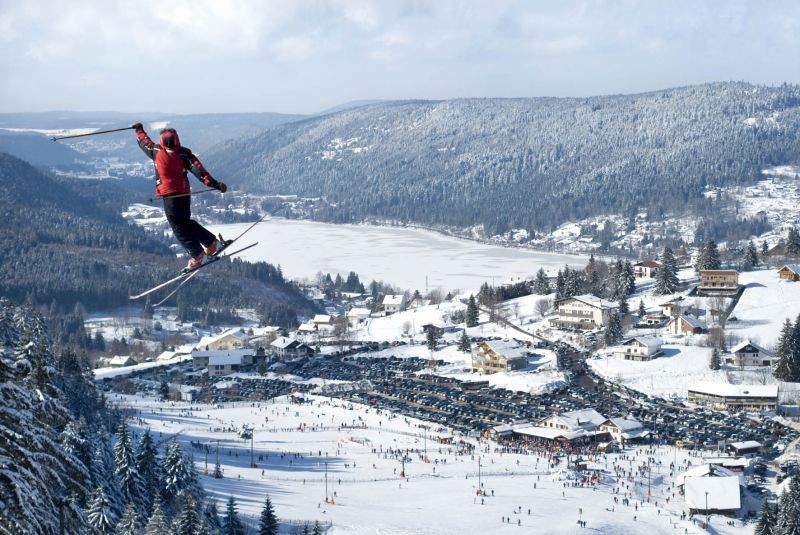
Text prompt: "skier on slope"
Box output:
[[132, 122, 228, 270]]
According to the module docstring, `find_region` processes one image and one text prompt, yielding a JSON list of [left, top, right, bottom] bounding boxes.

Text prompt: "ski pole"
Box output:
[[51, 126, 136, 142], [148, 188, 220, 202]]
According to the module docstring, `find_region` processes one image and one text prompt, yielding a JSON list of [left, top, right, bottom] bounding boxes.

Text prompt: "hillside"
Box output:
[[0, 152, 316, 321], [206, 82, 800, 236]]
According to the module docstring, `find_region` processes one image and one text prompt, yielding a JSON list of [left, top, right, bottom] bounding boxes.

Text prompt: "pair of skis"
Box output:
[[129, 213, 268, 306]]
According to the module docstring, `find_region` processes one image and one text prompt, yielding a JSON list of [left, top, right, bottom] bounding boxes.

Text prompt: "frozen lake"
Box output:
[[213, 219, 587, 291]]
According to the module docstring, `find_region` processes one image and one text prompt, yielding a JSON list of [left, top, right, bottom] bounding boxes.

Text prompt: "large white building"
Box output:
[[471, 340, 529, 374], [687, 382, 778, 412], [613, 336, 663, 361], [728, 340, 776, 367], [192, 349, 254, 372], [550, 294, 618, 330]]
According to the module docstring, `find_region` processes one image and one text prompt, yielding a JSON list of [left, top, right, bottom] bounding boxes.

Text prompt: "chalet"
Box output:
[[642, 311, 669, 326], [550, 294, 618, 330], [382, 294, 406, 315], [179, 385, 200, 401], [297, 321, 317, 334], [600, 416, 649, 443], [727, 440, 763, 456], [471, 340, 529, 374], [540, 408, 606, 432], [408, 297, 432, 309], [511, 409, 607, 445], [206, 354, 246, 377], [313, 314, 333, 327], [687, 381, 778, 412], [669, 314, 707, 335], [422, 323, 446, 338], [676, 464, 742, 489], [659, 298, 684, 319], [195, 328, 250, 351], [109, 356, 137, 368], [191, 348, 254, 371], [346, 307, 371, 324], [727, 340, 776, 367], [270, 336, 313, 359], [698, 269, 739, 291], [684, 477, 742, 515], [634, 260, 660, 278], [778, 264, 800, 282], [613, 336, 663, 361]]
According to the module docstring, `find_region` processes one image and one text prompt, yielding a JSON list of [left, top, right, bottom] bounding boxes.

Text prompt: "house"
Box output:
[[297, 321, 317, 334], [642, 311, 669, 326], [179, 385, 200, 402], [109, 356, 137, 368], [727, 440, 763, 456], [600, 416, 649, 443], [313, 314, 333, 327], [270, 336, 313, 359], [346, 307, 371, 325], [669, 314, 707, 335], [195, 328, 250, 351], [613, 336, 663, 361], [408, 297, 431, 309], [206, 354, 246, 377], [540, 408, 607, 432], [191, 349, 254, 371], [421, 323, 446, 338], [687, 381, 778, 412], [727, 340, 776, 367], [676, 464, 742, 488], [634, 260, 660, 278], [778, 264, 800, 282], [511, 409, 607, 445], [659, 299, 684, 319], [683, 476, 741, 515], [471, 340, 529, 374], [382, 294, 406, 315], [550, 294, 618, 330], [698, 269, 739, 291]]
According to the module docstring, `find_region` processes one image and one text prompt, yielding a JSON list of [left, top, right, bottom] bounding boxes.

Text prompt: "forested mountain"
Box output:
[[0, 131, 84, 167], [207, 82, 800, 236], [0, 152, 316, 323]]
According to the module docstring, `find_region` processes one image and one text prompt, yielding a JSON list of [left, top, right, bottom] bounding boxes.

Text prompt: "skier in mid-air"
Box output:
[[132, 122, 228, 270]]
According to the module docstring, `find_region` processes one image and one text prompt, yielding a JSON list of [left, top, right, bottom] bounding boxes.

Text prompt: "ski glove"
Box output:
[[216, 182, 228, 193], [131, 122, 143, 131]]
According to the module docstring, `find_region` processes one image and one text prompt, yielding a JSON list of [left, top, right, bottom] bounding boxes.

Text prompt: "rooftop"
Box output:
[[688, 381, 778, 399], [684, 477, 741, 511]]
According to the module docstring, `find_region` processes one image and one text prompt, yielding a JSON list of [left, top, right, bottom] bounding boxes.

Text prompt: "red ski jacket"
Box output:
[[136, 128, 219, 197]]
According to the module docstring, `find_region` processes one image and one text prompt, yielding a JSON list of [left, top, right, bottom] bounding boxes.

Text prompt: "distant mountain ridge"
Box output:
[[206, 82, 800, 236]]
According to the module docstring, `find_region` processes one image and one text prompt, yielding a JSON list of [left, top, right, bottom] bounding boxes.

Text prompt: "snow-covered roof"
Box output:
[[548, 409, 606, 430], [684, 477, 741, 511], [604, 416, 644, 432], [313, 314, 332, 324], [482, 340, 529, 361], [347, 307, 371, 318], [271, 336, 298, 349], [192, 349, 253, 359], [298, 321, 317, 332], [196, 328, 249, 349], [621, 336, 662, 353], [676, 464, 739, 486], [156, 351, 177, 361], [561, 294, 617, 310], [383, 294, 405, 306], [635, 261, 660, 268], [678, 314, 707, 329], [730, 340, 773, 356], [514, 426, 599, 441], [780, 264, 800, 275], [688, 381, 778, 399], [729, 440, 762, 450], [109, 355, 135, 365]]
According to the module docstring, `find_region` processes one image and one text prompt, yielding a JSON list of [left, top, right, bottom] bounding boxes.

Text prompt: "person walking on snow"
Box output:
[[132, 122, 227, 269]]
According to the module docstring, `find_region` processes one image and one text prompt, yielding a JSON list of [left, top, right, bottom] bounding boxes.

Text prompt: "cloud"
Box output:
[[270, 34, 317, 62]]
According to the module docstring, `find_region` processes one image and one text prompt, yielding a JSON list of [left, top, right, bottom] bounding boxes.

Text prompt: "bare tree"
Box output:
[[535, 298, 553, 318], [402, 321, 412, 338]]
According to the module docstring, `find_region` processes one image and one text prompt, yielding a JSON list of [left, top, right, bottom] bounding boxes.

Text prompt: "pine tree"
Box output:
[[696, 240, 721, 271], [426, 328, 438, 351], [457, 331, 471, 353], [204, 500, 222, 533], [554, 269, 565, 300], [466, 295, 479, 328], [312, 520, 322, 535], [87, 486, 116, 534], [754, 499, 778, 535], [761, 240, 769, 257], [162, 439, 190, 515], [302, 523, 310, 535], [637, 300, 646, 318], [788, 227, 800, 257], [709, 347, 722, 370], [743, 240, 759, 271], [604, 312, 622, 346], [222, 496, 246, 535], [654, 247, 679, 295], [533, 268, 550, 295], [173, 494, 198, 535], [618, 295, 629, 315], [115, 419, 142, 511], [144, 501, 168, 535], [259, 495, 279, 535], [116, 502, 139, 535], [774, 318, 795, 381], [623, 260, 636, 296], [777, 474, 800, 535], [136, 428, 161, 515], [94, 433, 124, 520]]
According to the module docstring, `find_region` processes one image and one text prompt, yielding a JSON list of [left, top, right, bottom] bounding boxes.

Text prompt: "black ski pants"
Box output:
[[163, 195, 215, 258]]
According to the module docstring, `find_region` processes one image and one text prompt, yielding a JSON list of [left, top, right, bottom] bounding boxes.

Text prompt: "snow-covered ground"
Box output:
[[114, 393, 756, 535], [727, 269, 800, 347]]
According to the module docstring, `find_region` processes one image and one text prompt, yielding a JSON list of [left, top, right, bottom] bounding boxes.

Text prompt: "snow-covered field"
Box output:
[[211, 219, 588, 292], [727, 269, 800, 347], [115, 394, 755, 535]]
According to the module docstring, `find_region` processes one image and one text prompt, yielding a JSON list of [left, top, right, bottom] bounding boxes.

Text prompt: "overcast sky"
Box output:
[[1, 0, 798, 114]]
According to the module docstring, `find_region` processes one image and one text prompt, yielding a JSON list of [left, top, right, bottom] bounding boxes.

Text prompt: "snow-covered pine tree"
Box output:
[[173, 494, 198, 535], [623, 260, 636, 296], [533, 268, 550, 295], [604, 312, 623, 346], [653, 247, 679, 295], [93, 431, 124, 519], [788, 227, 800, 257], [618, 295, 629, 315], [709, 348, 722, 370], [743, 240, 759, 271], [87, 485, 116, 534], [637, 300, 646, 318], [457, 331, 471, 353], [144, 500, 168, 535], [312, 520, 322, 535], [466, 295, 479, 328], [773, 318, 795, 381], [554, 269, 565, 300], [136, 428, 161, 515], [162, 439, 190, 515], [426, 328, 438, 351], [259, 494, 279, 535], [116, 502, 139, 535], [222, 495, 246, 535], [753, 498, 778, 535], [204, 500, 222, 533], [115, 419, 143, 512], [777, 475, 800, 535], [695, 240, 721, 271]]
